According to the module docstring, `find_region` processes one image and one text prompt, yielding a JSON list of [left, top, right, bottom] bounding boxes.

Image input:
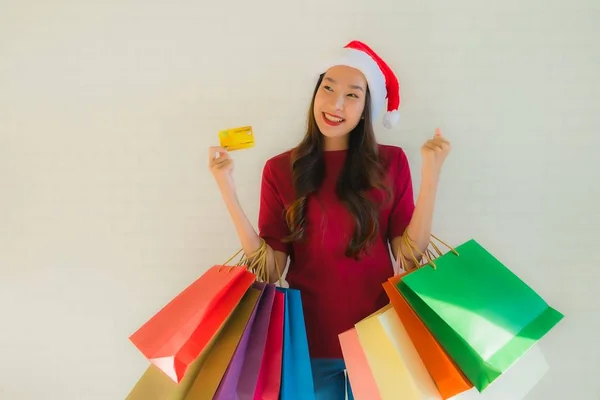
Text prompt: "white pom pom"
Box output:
[[383, 110, 400, 129]]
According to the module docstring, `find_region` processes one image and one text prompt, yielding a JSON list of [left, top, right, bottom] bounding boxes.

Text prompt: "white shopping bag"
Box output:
[[450, 343, 549, 400]]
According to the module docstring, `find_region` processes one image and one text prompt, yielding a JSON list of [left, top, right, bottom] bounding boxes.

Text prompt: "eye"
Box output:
[[347, 93, 359, 98], [323, 85, 333, 92]]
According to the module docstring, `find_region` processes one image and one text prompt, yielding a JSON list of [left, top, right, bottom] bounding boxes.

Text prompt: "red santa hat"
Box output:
[[320, 40, 401, 129]]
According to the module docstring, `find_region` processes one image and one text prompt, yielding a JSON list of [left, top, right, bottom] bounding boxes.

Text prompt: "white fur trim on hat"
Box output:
[[383, 110, 400, 129]]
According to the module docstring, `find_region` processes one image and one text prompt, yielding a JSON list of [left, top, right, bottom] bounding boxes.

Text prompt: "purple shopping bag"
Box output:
[[214, 282, 276, 400]]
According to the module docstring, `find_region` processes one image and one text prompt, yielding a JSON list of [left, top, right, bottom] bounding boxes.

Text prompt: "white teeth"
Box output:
[[324, 113, 343, 123]]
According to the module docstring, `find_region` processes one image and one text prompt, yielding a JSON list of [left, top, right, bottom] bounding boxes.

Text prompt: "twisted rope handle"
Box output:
[[395, 232, 459, 271], [237, 238, 283, 286], [216, 248, 245, 272], [218, 239, 283, 285]]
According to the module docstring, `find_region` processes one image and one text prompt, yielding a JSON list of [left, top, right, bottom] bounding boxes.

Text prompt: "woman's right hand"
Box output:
[[208, 146, 236, 195]]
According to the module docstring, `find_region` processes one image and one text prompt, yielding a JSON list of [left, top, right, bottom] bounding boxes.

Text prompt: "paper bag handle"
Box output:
[[219, 239, 283, 286], [395, 232, 459, 271]]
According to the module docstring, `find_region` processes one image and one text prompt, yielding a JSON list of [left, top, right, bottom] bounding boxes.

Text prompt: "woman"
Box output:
[[208, 40, 451, 399]]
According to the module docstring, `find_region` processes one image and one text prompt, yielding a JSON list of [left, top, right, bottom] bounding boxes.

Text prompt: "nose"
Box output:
[[334, 94, 344, 110]]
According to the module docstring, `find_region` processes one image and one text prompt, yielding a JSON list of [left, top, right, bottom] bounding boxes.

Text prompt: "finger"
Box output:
[[432, 141, 449, 151], [211, 156, 228, 166], [209, 145, 228, 153], [215, 159, 233, 170], [434, 127, 442, 137], [423, 142, 437, 151], [208, 146, 228, 160], [432, 137, 450, 146], [424, 140, 448, 153], [210, 155, 231, 168], [431, 132, 450, 143]]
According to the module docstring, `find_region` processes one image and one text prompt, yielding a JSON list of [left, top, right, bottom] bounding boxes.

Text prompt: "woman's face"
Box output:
[[313, 65, 367, 141]]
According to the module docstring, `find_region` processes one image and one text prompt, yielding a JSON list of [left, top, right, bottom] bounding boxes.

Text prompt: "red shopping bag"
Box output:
[[253, 289, 285, 400], [129, 265, 255, 383]]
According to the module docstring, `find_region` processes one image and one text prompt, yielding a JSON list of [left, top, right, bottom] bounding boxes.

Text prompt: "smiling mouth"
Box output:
[[322, 112, 345, 126]]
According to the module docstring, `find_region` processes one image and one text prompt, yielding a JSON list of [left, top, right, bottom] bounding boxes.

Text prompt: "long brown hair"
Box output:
[[283, 74, 392, 259]]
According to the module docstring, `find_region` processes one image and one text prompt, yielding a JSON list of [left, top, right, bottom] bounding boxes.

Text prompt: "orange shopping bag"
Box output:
[[383, 272, 472, 399], [129, 265, 256, 383]]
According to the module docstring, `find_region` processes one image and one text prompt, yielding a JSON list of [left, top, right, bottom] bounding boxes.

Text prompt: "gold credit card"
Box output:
[[218, 126, 255, 151]]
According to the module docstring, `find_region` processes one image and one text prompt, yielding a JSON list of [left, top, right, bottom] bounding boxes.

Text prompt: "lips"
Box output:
[[322, 112, 345, 127]]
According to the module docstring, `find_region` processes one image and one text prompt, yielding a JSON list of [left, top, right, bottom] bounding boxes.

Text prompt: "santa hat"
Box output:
[[320, 40, 401, 129]]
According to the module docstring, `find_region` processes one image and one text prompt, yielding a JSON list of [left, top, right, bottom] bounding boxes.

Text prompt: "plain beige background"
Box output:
[[1, 0, 598, 398]]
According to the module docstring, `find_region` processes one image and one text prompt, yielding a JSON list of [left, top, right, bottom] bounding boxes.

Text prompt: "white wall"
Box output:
[[1, 0, 598, 398]]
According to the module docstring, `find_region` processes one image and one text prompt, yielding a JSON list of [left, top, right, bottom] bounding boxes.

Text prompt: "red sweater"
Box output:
[[257, 144, 415, 359]]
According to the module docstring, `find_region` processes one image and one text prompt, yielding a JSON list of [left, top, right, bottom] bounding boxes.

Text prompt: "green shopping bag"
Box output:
[[397, 237, 563, 392]]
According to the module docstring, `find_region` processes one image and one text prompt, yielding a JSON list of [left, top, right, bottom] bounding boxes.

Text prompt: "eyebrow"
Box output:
[[324, 77, 364, 92]]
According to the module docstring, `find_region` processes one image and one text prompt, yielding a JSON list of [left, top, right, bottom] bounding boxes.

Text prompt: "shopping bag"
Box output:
[[214, 282, 276, 399], [126, 287, 261, 400], [339, 328, 382, 400], [129, 265, 256, 383], [237, 283, 277, 399], [125, 361, 203, 400], [254, 289, 285, 400], [354, 304, 442, 400], [184, 287, 263, 399], [398, 237, 563, 391], [383, 276, 472, 399], [451, 343, 549, 400], [278, 287, 316, 400]]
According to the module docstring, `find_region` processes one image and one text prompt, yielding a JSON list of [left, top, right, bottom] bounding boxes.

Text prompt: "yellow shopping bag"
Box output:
[[354, 304, 442, 400]]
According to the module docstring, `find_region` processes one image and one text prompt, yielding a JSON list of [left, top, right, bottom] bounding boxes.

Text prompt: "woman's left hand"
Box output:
[[421, 128, 451, 181]]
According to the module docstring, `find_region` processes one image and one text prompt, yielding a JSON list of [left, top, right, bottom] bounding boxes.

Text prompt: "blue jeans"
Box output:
[[311, 358, 354, 400]]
